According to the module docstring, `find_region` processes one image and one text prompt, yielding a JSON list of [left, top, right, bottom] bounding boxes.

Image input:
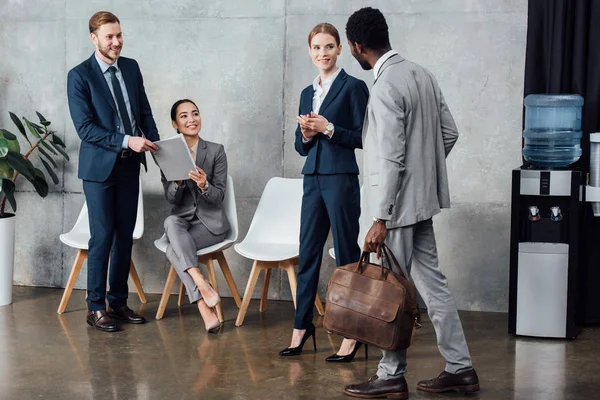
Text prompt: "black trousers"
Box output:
[[294, 174, 361, 329]]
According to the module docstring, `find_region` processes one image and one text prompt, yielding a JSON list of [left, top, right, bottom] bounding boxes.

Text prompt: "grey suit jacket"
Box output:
[[161, 138, 230, 235], [362, 54, 458, 229]]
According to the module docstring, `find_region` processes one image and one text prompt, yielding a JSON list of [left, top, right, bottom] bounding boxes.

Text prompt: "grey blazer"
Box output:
[[362, 54, 459, 229], [161, 137, 231, 235]]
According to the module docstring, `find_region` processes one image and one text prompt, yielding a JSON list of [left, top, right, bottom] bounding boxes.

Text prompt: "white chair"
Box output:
[[154, 175, 242, 321], [57, 178, 147, 314], [234, 177, 324, 327]]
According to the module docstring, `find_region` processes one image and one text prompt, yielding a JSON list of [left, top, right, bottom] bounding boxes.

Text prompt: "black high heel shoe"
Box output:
[[279, 323, 317, 356], [325, 341, 368, 362]]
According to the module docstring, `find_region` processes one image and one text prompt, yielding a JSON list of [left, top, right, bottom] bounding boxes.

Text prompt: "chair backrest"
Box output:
[[243, 177, 303, 245], [67, 177, 144, 239], [223, 175, 238, 242]]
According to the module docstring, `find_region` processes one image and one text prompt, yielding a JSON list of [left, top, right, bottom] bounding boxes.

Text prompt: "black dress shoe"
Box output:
[[279, 323, 317, 356], [416, 369, 480, 393], [344, 375, 408, 399], [86, 310, 119, 333], [107, 306, 147, 324], [326, 341, 368, 363]]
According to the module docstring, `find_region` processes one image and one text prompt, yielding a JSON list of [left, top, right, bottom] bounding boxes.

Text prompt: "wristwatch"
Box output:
[[201, 181, 209, 191], [325, 122, 334, 137], [373, 217, 386, 224]]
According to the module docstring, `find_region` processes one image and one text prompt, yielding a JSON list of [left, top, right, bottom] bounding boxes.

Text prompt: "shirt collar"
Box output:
[[189, 137, 200, 158], [95, 52, 119, 74], [373, 50, 398, 79], [313, 67, 342, 91]]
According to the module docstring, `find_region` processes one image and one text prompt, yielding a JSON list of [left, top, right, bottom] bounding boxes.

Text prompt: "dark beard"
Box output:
[[99, 44, 119, 62], [358, 57, 372, 70]]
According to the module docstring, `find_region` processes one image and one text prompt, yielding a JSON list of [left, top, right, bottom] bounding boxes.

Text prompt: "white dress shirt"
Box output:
[[373, 50, 398, 79], [302, 68, 341, 142], [94, 53, 136, 149]]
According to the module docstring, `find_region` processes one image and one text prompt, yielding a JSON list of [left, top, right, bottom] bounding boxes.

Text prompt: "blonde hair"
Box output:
[[89, 11, 120, 34]]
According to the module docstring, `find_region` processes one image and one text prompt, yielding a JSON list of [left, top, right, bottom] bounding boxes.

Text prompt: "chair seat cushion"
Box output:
[[234, 241, 299, 262]]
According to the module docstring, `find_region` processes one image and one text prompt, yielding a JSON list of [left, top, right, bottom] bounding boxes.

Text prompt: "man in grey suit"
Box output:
[[343, 8, 479, 399]]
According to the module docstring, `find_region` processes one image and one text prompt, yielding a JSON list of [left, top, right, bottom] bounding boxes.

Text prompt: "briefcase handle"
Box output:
[[356, 244, 408, 280]]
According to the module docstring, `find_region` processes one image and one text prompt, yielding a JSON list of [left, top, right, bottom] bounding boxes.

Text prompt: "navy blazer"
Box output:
[[294, 69, 368, 175], [67, 53, 159, 182]]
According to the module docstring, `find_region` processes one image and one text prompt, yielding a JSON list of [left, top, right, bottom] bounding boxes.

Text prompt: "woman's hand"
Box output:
[[189, 166, 207, 189], [297, 114, 318, 139], [303, 112, 329, 133]]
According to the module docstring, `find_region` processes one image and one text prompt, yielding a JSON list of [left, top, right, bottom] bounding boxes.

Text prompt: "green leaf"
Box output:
[[52, 134, 66, 148], [40, 157, 59, 185], [23, 118, 41, 139], [31, 168, 49, 197], [0, 158, 14, 180], [30, 122, 46, 134], [1, 179, 16, 212], [9, 112, 30, 144], [9, 112, 25, 135], [40, 140, 58, 155], [38, 146, 57, 168], [0, 129, 17, 141], [51, 142, 70, 161], [0, 138, 8, 158], [36, 111, 47, 122], [5, 151, 35, 180]]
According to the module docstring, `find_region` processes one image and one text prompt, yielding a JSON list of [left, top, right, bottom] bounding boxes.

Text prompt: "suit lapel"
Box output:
[[88, 54, 118, 114], [301, 87, 312, 114], [196, 138, 208, 170], [120, 61, 139, 124], [318, 69, 347, 115]]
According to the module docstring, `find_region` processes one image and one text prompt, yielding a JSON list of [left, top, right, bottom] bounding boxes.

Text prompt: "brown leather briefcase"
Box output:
[[323, 244, 419, 351]]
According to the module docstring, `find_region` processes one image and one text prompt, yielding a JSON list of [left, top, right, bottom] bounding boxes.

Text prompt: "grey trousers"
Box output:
[[377, 218, 473, 379], [164, 215, 226, 304]]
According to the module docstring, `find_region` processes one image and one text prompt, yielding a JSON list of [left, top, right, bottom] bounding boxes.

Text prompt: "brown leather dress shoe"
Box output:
[[344, 375, 408, 399], [107, 306, 146, 324], [86, 310, 118, 332], [416, 369, 480, 393]]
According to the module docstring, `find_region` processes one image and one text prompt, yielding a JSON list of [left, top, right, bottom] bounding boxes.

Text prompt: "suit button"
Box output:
[[117, 125, 120, 129], [193, 203, 197, 207]]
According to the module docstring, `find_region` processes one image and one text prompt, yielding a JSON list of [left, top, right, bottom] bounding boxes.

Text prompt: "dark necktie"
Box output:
[[108, 66, 134, 136]]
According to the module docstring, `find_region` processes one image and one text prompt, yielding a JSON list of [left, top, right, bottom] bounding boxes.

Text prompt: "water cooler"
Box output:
[[508, 168, 583, 338], [509, 94, 585, 339]]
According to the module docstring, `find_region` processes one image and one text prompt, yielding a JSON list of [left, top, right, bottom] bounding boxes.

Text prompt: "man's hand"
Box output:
[[189, 166, 207, 189], [128, 136, 158, 154], [363, 220, 388, 259], [297, 115, 318, 139]]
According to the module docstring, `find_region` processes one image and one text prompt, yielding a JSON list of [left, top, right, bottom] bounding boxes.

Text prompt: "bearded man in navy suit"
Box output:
[[67, 11, 159, 332]]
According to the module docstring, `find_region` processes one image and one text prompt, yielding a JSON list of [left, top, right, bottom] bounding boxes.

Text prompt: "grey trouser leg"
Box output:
[[164, 215, 226, 304], [377, 218, 472, 379]]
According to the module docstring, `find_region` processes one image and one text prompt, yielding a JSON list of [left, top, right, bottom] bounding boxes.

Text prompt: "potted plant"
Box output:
[[0, 111, 69, 305]]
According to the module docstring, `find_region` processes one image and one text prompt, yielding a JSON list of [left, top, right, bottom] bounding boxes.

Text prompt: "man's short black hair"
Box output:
[[346, 7, 391, 51]]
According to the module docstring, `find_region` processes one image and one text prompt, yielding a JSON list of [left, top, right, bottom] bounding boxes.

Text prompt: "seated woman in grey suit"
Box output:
[[161, 99, 230, 333]]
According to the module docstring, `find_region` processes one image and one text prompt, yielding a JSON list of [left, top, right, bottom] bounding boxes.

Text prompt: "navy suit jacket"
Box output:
[[294, 69, 368, 175], [67, 53, 160, 182]]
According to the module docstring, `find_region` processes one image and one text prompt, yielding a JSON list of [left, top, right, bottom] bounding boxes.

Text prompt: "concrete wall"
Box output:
[[0, 0, 526, 312]]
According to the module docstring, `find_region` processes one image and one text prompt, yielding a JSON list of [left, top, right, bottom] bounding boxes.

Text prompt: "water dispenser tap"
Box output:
[[528, 206, 540, 221], [550, 206, 563, 222]]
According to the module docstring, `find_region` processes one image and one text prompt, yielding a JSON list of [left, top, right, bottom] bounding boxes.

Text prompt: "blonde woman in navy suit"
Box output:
[[279, 23, 369, 361]]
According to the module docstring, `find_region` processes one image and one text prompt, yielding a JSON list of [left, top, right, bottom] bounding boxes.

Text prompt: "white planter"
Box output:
[[0, 214, 16, 306]]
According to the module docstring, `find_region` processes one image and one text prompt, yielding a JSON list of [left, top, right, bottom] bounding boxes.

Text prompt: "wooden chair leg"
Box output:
[[235, 260, 263, 327], [315, 293, 325, 316], [215, 252, 242, 308], [283, 260, 298, 309], [57, 249, 88, 314], [205, 256, 224, 323], [156, 266, 178, 320], [178, 281, 185, 307], [129, 260, 147, 304], [259, 269, 271, 313]]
